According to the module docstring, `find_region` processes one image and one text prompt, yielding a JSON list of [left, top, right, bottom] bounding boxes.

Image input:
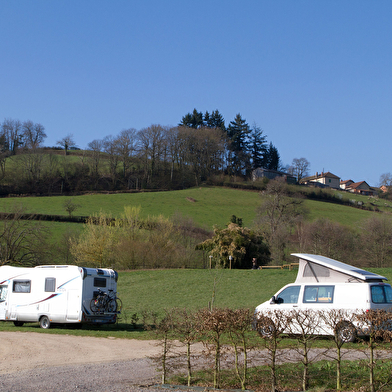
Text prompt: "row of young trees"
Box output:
[[141, 307, 392, 391], [0, 112, 281, 195]]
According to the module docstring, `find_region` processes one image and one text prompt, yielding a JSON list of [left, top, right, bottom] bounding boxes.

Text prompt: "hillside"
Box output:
[[0, 186, 385, 230]]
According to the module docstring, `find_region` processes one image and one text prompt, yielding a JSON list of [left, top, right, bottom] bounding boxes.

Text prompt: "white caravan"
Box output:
[[0, 265, 119, 328], [255, 253, 392, 341]]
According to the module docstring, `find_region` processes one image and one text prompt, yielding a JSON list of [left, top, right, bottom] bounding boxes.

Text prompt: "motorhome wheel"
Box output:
[[40, 316, 51, 329], [256, 316, 276, 338], [335, 321, 357, 343], [13, 321, 24, 327]]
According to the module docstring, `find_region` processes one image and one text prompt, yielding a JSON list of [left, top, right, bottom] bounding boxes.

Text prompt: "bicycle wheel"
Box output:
[[90, 298, 99, 313], [106, 299, 117, 313]]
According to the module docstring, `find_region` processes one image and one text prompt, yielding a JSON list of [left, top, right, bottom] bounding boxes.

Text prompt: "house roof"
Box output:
[[291, 253, 387, 282], [340, 179, 353, 184], [301, 171, 340, 182], [346, 181, 370, 190]]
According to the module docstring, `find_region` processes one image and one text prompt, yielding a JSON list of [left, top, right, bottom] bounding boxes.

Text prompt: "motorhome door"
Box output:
[[0, 285, 8, 320]]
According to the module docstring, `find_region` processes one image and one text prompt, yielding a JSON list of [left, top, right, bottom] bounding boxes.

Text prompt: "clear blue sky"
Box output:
[[1, 1, 391, 186]]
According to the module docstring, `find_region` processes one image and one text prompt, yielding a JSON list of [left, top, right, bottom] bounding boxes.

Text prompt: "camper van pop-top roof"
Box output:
[[292, 253, 387, 284]]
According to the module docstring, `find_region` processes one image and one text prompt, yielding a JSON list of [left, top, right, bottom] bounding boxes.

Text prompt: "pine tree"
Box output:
[[264, 142, 280, 170], [249, 125, 267, 169], [227, 114, 251, 175], [179, 109, 204, 128]]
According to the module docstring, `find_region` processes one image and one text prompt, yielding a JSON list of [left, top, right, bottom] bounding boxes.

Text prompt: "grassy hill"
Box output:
[[0, 186, 385, 231]]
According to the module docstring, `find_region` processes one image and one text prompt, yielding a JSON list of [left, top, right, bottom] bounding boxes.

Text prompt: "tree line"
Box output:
[[0, 111, 281, 195]]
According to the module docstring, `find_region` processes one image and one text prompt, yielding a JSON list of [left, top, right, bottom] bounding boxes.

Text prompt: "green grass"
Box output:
[[0, 186, 383, 233], [0, 187, 261, 230], [174, 358, 391, 391], [2, 267, 392, 338], [118, 268, 298, 317]]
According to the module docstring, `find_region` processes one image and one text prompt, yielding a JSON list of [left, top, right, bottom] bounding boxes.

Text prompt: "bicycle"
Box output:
[[90, 289, 122, 314]]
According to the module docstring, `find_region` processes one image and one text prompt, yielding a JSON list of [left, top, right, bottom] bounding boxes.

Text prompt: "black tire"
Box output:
[[40, 316, 51, 329], [90, 298, 99, 313], [336, 321, 357, 343], [13, 321, 24, 327], [106, 299, 117, 313], [256, 316, 276, 338]]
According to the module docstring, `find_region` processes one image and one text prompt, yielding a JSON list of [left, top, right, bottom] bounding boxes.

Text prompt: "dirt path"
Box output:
[[0, 331, 161, 375]]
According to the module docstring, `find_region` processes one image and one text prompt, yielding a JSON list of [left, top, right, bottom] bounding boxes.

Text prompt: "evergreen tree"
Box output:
[[249, 125, 267, 169], [264, 142, 280, 170], [227, 114, 251, 175], [179, 109, 204, 128], [208, 110, 226, 131]]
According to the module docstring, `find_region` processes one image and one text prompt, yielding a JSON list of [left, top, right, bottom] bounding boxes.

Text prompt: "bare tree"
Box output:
[[294, 218, 356, 262], [356, 310, 392, 392], [116, 128, 137, 184], [255, 309, 289, 392], [285, 309, 321, 391], [87, 139, 103, 187], [102, 135, 120, 187], [21, 120, 47, 149], [0, 206, 50, 265], [290, 157, 310, 182], [1, 118, 22, 154], [57, 134, 76, 155], [256, 177, 306, 263], [137, 125, 166, 184], [226, 308, 254, 391], [196, 308, 228, 389], [360, 215, 392, 268], [319, 309, 358, 391], [379, 172, 392, 187]]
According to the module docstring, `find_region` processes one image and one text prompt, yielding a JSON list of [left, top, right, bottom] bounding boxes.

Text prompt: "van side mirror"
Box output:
[[270, 296, 276, 304]]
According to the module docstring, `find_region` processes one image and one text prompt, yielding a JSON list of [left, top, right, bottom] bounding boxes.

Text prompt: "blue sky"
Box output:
[[1, 1, 391, 186]]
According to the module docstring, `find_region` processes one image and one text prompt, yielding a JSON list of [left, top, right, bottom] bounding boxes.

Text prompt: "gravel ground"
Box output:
[[1, 331, 391, 392]]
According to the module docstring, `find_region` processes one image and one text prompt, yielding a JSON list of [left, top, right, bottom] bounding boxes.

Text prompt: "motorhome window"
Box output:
[[276, 286, 300, 304], [303, 263, 330, 278], [0, 285, 7, 301], [371, 285, 392, 303], [13, 280, 31, 293], [45, 278, 56, 292], [94, 278, 106, 288], [303, 286, 334, 303]]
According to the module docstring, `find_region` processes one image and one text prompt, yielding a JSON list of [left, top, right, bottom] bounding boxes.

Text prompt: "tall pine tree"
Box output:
[[249, 125, 268, 169], [227, 114, 251, 176]]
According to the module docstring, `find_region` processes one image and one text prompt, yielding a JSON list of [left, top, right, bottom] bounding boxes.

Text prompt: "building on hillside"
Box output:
[[299, 171, 341, 189], [252, 167, 296, 184], [345, 181, 374, 196], [340, 179, 354, 190]]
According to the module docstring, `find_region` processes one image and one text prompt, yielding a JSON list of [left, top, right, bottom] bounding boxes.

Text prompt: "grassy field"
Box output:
[[0, 186, 383, 231], [2, 266, 392, 338]]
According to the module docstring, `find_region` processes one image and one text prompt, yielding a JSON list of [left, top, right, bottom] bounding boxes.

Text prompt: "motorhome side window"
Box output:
[[45, 278, 56, 292], [94, 278, 106, 288], [13, 280, 31, 293], [371, 285, 392, 303], [0, 286, 7, 301], [303, 286, 334, 303], [276, 286, 300, 304]]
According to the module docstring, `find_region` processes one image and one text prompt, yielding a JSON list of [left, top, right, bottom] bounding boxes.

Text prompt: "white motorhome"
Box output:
[[0, 265, 119, 329], [255, 253, 392, 341]]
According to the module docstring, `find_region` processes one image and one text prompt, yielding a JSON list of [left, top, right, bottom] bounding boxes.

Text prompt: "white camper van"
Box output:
[[255, 253, 392, 341], [0, 265, 120, 328]]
